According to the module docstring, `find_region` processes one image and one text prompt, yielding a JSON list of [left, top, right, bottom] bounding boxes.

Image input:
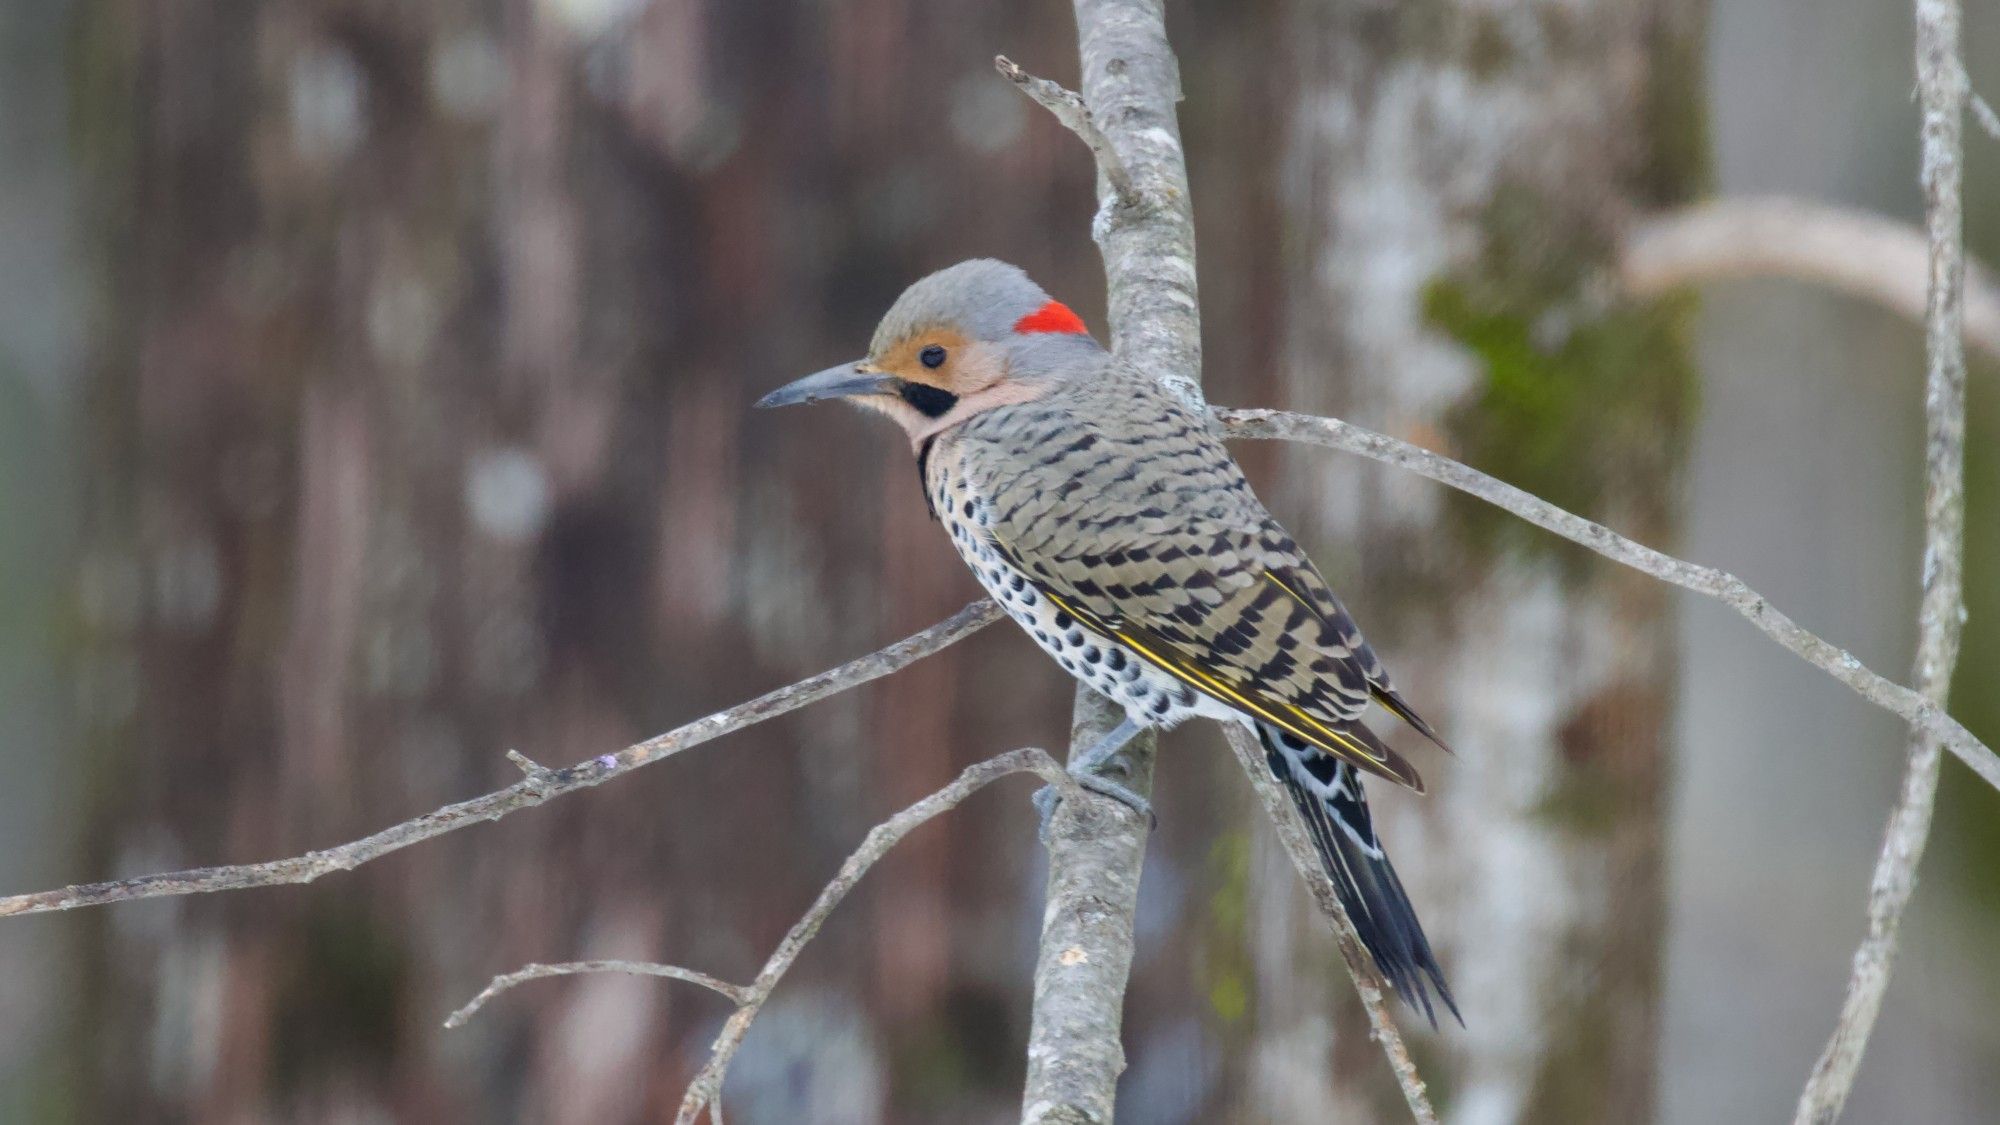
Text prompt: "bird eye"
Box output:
[[919, 344, 947, 369]]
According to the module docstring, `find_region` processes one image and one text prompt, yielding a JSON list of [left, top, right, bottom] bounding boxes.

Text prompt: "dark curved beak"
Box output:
[[755, 362, 897, 409]]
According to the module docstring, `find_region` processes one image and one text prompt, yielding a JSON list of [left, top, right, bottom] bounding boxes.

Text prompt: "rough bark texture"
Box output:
[[1020, 1, 1204, 1119], [1272, 0, 1708, 1120], [1022, 695, 1156, 1124], [1794, 0, 1969, 1118]]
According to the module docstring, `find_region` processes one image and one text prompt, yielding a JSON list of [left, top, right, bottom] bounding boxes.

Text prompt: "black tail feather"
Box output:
[[1258, 723, 1460, 1027]]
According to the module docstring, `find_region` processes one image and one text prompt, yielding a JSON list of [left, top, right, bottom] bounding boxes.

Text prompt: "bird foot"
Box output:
[[1032, 715, 1155, 840], [1034, 758, 1156, 841]]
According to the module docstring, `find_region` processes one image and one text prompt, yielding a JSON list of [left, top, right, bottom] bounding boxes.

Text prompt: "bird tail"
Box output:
[[1257, 722, 1460, 1027]]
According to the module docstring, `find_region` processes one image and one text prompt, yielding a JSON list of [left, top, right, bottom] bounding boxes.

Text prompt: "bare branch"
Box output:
[[1620, 196, 2000, 361], [1023, 693, 1157, 1125], [1795, 2, 1970, 1121], [674, 748, 1069, 1125], [1973, 91, 2000, 141], [0, 600, 1003, 918], [1221, 727, 1440, 1124], [1014, 2, 1250, 1121], [444, 961, 748, 1028], [1217, 408, 2000, 792], [441, 748, 1067, 1124], [995, 55, 1137, 208]]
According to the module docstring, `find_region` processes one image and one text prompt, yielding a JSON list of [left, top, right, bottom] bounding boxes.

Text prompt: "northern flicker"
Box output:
[[757, 259, 1457, 1023]]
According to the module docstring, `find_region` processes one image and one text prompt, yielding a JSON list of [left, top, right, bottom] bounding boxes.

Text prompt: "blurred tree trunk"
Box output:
[[57, 0, 1706, 1119], [63, 1, 1096, 1121], [1255, 0, 1708, 1120]]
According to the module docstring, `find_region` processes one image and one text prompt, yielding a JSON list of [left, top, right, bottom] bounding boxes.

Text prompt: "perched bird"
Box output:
[[757, 260, 1457, 1023]]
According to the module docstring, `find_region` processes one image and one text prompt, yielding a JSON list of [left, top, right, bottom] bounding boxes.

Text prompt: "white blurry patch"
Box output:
[[739, 479, 843, 667], [538, 0, 646, 40], [1121, 1016, 1218, 1124], [1250, 1017, 1347, 1122], [290, 43, 366, 162], [551, 918, 660, 1123], [725, 989, 884, 1125], [152, 536, 223, 633], [430, 32, 506, 121], [465, 448, 552, 542], [1442, 567, 1582, 1125], [148, 929, 227, 1099], [367, 271, 439, 370], [948, 73, 1026, 155]]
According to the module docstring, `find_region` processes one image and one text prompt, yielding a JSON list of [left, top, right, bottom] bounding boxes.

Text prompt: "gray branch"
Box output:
[[443, 749, 1069, 1125], [1620, 195, 2000, 361], [1794, 1, 1971, 1120], [444, 961, 750, 1023], [996, 55, 1136, 207], [1004, 7, 1442, 1117], [0, 599, 1003, 918], [1008, 3, 1218, 1121], [1220, 727, 1440, 1123], [1023, 694, 1158, 1125], [1973, 90, 1999, 141], [1217, 408, 2000, 791]]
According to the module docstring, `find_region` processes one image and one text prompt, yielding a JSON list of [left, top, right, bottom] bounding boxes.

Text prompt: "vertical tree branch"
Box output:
[[1023, 695, 1157, 1124], [1794, 2, 1969, 1121], [1011, 2, 1439, 1120], [1016, 1, 1203, 1120]]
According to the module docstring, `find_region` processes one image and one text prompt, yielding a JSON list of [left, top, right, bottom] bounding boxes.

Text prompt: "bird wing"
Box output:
[[959, 388, 1442, 791]]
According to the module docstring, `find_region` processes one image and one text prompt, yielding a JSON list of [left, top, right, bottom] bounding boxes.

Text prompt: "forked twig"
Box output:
[[445, 749, 1071, 1125]]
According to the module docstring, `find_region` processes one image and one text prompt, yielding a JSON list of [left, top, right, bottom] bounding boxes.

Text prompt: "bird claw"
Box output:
[[1034, 761, 1157, 842], [1033, 715, 1156, 841]]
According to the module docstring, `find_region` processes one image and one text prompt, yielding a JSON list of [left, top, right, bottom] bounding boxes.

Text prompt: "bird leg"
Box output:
[[1035, 716, 1153, 836]]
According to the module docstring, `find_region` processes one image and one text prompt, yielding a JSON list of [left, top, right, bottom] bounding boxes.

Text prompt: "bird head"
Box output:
[[756, 259, 1102, 446]]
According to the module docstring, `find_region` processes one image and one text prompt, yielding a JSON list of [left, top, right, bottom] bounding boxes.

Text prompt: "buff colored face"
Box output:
[[756, 291, 1092, 446]]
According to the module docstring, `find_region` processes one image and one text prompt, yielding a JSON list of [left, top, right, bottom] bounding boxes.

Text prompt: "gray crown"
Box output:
[[869, 259, 1054, 356]]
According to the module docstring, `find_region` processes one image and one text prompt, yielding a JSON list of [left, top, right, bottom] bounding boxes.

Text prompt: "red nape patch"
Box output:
[[1013, 300, 1089, 335]]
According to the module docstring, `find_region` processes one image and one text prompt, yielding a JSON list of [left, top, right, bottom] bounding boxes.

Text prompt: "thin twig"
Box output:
[[1795, 2, 1970, 1121], [444, 961, 749, 1028], [1621, 196, 2000, 360], [994, 56, 1138, 207], [1217, 408, 2000, 792], [0, 600, 1003, 918], [674, 748, 1070, 1125], [442, 749, 1068, 1125], [1973, 91, 1999, 141], [1221, 726, 1440, 1124]]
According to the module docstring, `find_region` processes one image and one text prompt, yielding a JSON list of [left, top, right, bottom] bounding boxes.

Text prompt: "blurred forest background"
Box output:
[[0, 0, 1996, 1122]]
